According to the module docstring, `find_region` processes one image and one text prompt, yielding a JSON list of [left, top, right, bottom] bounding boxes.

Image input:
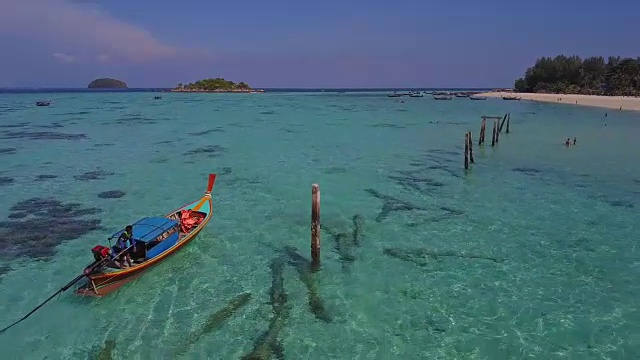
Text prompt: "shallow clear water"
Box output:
[[0, 92, 638, 359]]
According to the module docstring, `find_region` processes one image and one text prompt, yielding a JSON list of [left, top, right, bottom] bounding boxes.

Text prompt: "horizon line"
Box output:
[[0, 86, 500, 90]]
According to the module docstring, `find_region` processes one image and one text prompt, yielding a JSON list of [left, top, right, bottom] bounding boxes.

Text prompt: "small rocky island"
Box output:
[[88, 78, 128, 89], [172, 77, 263, 93]]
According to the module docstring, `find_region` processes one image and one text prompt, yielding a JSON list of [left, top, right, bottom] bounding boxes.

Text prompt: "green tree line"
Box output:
[[176, 78, 251, 91], [514, 55, 640, 96]]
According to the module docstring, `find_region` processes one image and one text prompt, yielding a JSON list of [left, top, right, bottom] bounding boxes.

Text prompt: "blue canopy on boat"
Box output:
[[109, 217, 178, 243]]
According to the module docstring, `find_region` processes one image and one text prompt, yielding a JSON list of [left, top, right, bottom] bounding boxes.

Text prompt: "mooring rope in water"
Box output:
[[0, 245, 133, 335]]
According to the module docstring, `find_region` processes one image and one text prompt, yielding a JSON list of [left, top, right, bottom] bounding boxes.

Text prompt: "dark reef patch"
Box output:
[[1, 131, 87, 140], [282, 246, 333, 322], [322, 214, 365, 272], [7, 212, 28, 219], [0, 177, 15, 186], [97, 190, 126, 199], [371, 123, 406, 129], [240, 259, 288, 360], [512, 167, 542, 176], [183, 145, 227, 158], [0, 122, 30, 129], [0, 148, 17, 155], [188, 128, 225, 136], [280, 128, 302, 133], [38, 122, 64, 129], [114, 113, 156, 125], [0, 264, 10, 277], [384, 247, 504, 267], [74, 169, 115, 181], [0, 197, 102, 260], [407, 150, 461, 179], [365, 188, 427, 222], [34, 174, 58, 181], [325, 166, 347, 174], [388, 171, 445, 195], [55, 111, 91, 116]]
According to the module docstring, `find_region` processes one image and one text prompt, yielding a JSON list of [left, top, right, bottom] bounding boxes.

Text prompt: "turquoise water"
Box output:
[[0, 92, 639, 359]]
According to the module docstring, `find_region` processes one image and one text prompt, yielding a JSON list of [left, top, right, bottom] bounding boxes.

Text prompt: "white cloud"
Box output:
[[52, 52, 76, 63], [0, 0, 211, 63]]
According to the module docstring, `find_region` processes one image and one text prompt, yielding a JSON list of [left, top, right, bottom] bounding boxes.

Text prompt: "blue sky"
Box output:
[[0, 0, 637, 88]]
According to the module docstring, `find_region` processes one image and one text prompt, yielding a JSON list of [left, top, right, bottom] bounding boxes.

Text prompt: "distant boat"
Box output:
[[469, 96, 487, 100], [388, 93, 402, 97], [502, 96, 521, 100], [154, 96, 162, 99], [433, 95, 453, 100], [36, 100, 51, 107], [455, 93, 469, 97], [409, 93, 424, 97]]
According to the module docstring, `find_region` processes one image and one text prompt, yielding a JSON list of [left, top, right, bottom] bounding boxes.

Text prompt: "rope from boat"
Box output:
[[0, 245, 133, 335]]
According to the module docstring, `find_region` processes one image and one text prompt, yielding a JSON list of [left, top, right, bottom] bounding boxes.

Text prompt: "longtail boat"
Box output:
[[433, 95, 453, 100], [0, 174, 217, 334], [75, 173, 217, 297]]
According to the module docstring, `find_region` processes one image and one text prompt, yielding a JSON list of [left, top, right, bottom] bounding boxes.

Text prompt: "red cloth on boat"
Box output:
[[180, 210, 202, 232]]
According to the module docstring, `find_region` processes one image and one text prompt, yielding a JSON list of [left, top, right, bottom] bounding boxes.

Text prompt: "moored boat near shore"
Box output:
[[0, 174, 218, 334], [433, 95, 453, 100], [75, 173, 217, 297]]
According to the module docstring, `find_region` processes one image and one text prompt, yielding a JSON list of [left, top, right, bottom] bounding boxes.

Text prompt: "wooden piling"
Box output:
[[464, 133, 469, 170], [495, 120, 500, 143], [499, 113, 508, 133], [311, 184, 321, 269], [468, 131, 474, 163], [491, 120, 496, 146], [479, 118, 486, 145], [506, 113, 510, 134]]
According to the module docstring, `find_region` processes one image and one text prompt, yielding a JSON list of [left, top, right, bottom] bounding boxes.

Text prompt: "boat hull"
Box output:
[[75, 188, 214, 297]]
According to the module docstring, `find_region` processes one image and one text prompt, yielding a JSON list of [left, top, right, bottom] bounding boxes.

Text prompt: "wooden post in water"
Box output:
[[479, 118, 486, 145], [506, 113, 511, 134], [491, 120, 497, 146], [468, 131, 474, 163], [311, 184, 321, 269], [464, 133, 469, 170], [499, 113, 508, 133], [495, 120, 500, 143]]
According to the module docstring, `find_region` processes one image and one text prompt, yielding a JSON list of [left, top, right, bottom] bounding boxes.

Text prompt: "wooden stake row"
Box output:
[[464, 131, 475, 170], [465, 113, 512, 170]]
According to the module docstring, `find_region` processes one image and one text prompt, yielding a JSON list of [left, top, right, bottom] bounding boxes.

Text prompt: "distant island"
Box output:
[[171, 78, 263, 93], [88, 78, 128, 89], [514, 55, 640, 96]]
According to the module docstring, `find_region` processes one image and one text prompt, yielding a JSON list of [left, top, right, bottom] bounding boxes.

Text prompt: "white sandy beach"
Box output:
[[477, 92, 640, 112]]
